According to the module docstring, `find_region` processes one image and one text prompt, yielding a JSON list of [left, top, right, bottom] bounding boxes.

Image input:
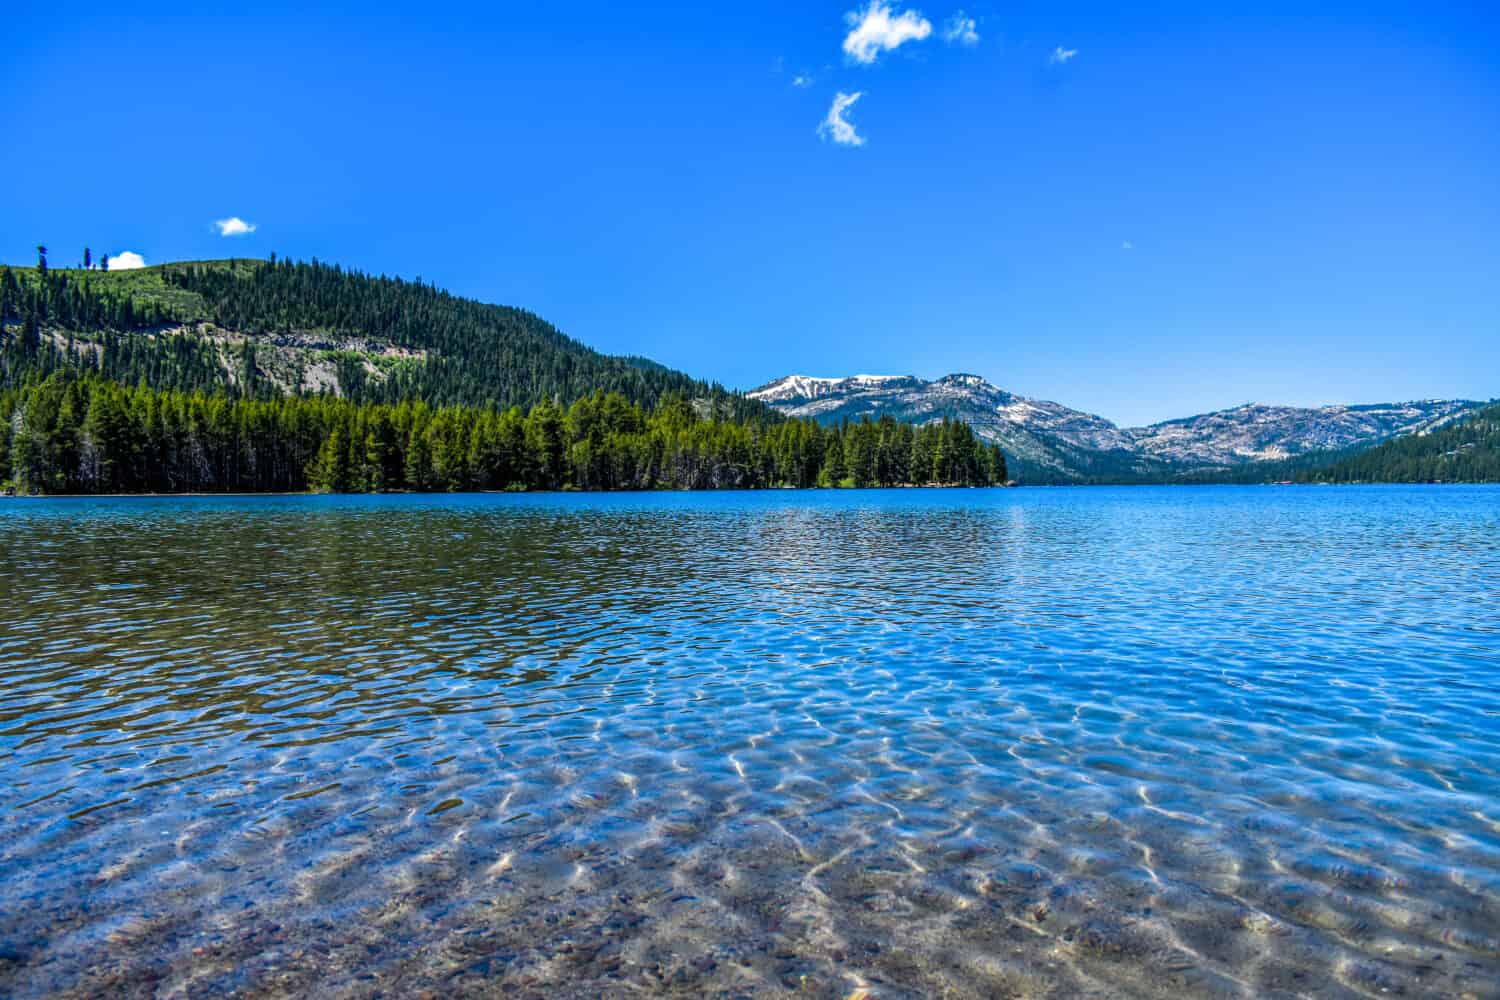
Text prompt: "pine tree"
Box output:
[[309, 420, 353, 492], [821, 434, 847, 487]]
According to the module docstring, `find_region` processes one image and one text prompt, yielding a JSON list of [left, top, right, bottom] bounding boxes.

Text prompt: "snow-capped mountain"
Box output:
[[746, 373, 1480, 482], [744, 374, 924, 405]]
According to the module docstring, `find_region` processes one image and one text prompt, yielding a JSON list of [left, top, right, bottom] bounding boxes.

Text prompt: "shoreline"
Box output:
[[1, 484, 1008, 500], [4, 481, 1497, 500]]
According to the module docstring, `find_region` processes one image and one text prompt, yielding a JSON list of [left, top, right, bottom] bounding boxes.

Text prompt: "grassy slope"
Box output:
[[14, 261, 245, 315]]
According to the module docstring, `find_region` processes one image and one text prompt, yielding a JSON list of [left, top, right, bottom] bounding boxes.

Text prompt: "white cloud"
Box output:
[[1122, 241, 1134, 250], [943, 12, 979, 47], [819, 91, 867, 147], [792, 74, 813, 88], [843, 2, 932, 64], [107, 251, 147, 271], [1050, 46, 1079, 64], [214, 216, 257, 237]]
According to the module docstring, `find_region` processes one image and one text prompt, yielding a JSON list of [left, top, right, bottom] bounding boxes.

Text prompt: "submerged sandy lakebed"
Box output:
[[2, 487, 1498, 997]]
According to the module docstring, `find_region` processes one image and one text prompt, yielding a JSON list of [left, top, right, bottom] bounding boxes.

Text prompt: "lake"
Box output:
[[2, 487, 1498, 998]]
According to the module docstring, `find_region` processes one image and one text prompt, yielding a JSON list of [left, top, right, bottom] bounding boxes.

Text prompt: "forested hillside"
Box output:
[[0, 374, 1005, 495], [0, 257, 761, 416], [1298, 402, 1500, 483], [0, 257, 1010, 494]]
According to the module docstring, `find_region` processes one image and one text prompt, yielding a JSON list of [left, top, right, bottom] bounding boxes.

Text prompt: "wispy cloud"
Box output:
[[1122, 241, 1134, 251], [792, 74, 813, 89], [943, 12, 979, 47], [215, 216, 257, 237], [108, 251, 147, 271], [819, 91, 867, 147], [1050, 46, 1078, 65], [843, 2, 932, 65]]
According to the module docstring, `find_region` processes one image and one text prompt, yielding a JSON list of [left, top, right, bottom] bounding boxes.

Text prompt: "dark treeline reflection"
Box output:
[[0, 373, 1007, 495]]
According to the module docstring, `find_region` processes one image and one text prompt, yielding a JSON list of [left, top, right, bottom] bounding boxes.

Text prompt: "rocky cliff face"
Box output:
[[748, 373, 1479, 482]]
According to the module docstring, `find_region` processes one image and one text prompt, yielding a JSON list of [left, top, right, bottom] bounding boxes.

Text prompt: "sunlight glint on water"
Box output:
[[1, 487, 1498, 998]]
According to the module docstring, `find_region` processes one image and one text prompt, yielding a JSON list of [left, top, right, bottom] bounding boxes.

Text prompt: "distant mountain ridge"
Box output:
[[748, 373, 1481, 483], [1127, 401, 1473, 466]]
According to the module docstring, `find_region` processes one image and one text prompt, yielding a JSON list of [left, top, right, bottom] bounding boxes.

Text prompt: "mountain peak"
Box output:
[[749, 370, 1483, 483], [747, 373, 919, 404], [936, 373, 992, 389]]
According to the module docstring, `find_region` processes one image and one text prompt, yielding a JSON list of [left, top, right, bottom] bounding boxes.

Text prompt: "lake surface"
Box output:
[[2, 487, 1498, 998]]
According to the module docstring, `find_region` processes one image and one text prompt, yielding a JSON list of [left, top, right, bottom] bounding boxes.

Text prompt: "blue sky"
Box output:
[[5, 2, 1496, 425]]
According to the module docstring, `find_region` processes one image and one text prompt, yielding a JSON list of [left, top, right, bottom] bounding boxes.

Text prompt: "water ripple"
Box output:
[[1, 487, 1498, 997]]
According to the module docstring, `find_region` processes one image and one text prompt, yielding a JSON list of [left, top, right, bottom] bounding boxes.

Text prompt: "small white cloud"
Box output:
[[1050, 46, 1079, 64], [843, 2, 932, 65], [943, 12, 979, 47], [108, 251, 147, 270], [214, 216, 257, 237], [1122, 241, 1134, 250], [792, 74, 813, 88], [819, 91, 867, 147]]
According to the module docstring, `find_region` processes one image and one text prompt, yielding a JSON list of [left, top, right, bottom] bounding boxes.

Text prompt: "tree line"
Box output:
[[34, 245, 111, 273], [1, 373, 1006, 495]]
